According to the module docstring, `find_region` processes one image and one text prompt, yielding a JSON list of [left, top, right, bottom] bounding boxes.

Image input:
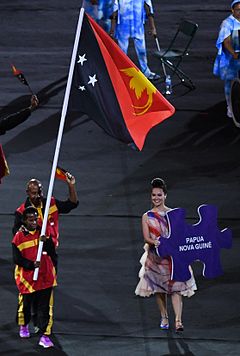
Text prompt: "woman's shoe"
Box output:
[[175, 320, 184, 332], [160, 316, 169, 330]]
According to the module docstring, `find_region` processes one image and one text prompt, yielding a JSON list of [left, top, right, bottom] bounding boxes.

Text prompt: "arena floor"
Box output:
[[0, 1, 240, 355]]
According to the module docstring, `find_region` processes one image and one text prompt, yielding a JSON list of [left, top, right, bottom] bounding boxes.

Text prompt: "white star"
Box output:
[[77, 54, 87, 66], [78, 85, 86, 91], [88, 74, 98, 87]]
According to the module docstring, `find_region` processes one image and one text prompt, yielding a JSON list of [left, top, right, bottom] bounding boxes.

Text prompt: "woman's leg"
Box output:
[[171, 292, 183, 330], [156, 293, 167, 315], [156, 293, 168, 328]]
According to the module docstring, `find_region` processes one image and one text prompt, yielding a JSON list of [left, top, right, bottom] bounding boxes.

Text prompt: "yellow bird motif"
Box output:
[[121, 68, 157, 115]]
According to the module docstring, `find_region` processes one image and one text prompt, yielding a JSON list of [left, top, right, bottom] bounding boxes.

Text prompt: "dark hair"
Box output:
[[22, 206, 38, 221], [150, 177, 167, 194]]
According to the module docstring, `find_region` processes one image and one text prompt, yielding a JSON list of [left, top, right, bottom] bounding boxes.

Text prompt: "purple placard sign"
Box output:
[[156, 205, 232, 282]]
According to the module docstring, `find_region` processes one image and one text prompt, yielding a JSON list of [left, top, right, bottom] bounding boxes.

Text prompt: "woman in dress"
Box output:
[[135, 178, 197, 332]]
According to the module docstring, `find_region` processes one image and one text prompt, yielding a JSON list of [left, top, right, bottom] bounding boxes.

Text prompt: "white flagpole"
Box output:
[[33, 7, 85, 280]]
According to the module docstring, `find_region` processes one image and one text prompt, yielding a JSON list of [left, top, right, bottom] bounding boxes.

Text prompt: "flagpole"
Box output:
[[26, 84, 35, 96], [33, 7, 85, 280]]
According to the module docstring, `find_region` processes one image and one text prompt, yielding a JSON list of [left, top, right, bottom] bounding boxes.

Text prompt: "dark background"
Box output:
[[0, 1, 239, 355]]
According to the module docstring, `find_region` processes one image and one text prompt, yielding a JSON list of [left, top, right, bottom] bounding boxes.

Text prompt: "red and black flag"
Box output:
[[55, 165, 67, 181], [11, 64, 29, 86], [11, 64, 34, 94], [0, 145, 10, 184], [68, 12, 175, 151]]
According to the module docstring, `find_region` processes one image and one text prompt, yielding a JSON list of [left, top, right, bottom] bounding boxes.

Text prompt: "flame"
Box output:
[[120, 68, 157, 115]]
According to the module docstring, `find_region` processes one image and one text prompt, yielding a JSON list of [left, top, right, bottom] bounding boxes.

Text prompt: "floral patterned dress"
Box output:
[[135, 210, 197, 297]]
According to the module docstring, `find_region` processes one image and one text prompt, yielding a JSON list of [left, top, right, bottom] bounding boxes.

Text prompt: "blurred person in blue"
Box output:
[[109, 0, 160, 81], [82, 0, 99, 20], [82, 0, 112, 32], [98, 0, 112, 32], [213, 0, 240, 118]]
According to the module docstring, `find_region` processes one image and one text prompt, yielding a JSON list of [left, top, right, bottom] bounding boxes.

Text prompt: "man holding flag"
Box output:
[[12, 172, 78, 338], [12, 206, 57, 348], [12, 172, 78, 244]]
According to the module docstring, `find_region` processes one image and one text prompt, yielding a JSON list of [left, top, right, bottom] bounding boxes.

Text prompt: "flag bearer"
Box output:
[[12, 207, 57, 348]]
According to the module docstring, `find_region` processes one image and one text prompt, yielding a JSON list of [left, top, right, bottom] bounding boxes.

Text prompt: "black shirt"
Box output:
[[0, 108, 31, 136], [12, 197, 79, 235], [12, 226, 58, 269]]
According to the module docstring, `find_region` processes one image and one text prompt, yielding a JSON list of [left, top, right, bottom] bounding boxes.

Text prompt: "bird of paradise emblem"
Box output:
[[121, 68, 157, 115]]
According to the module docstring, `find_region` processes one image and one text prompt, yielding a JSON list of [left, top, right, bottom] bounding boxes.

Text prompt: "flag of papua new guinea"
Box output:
[[68, 12, 175, 151], [55, 166, 67, 181], [11, 65, 29, 86]]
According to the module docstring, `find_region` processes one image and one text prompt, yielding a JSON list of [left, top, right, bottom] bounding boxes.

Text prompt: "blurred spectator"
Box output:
[[213, 0, 240, 118], [109, 0, 160, 81]]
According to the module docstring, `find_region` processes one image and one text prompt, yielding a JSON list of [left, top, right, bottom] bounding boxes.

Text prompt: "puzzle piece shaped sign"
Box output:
[[156, 205, 232, 282]]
